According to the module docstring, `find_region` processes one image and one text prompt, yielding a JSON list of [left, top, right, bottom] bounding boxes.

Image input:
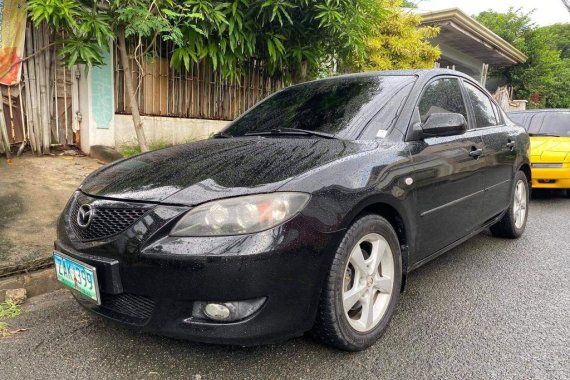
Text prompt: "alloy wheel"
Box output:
[[513, 179, 527, 229], [342, 233, 395, 332]]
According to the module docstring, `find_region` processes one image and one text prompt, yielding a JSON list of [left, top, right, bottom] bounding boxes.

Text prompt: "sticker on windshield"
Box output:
[[376, 130, 388, 138]]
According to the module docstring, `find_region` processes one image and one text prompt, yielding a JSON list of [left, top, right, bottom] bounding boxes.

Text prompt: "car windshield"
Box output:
[[221, 75, 416, 139], [510, 111, 570, 136]]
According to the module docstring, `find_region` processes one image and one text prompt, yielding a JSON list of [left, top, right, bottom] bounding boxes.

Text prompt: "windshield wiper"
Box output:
[[529, 133, 561, 137], [244, 128, 338, 139], [212, 131, 233, 138]]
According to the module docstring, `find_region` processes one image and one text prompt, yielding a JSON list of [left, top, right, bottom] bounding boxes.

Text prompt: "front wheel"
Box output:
[[312, 214, 402, 351], [490, 171, 529, 238]]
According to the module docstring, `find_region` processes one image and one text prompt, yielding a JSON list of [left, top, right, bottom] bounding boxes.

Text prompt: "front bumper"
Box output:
[[55, 217, 343, 346], [530, 165, 570, 189]]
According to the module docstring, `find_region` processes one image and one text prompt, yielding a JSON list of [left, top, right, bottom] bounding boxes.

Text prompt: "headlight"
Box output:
[[170, 192, 310, 236]]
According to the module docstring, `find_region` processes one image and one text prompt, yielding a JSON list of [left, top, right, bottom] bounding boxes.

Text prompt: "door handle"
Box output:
[[506, 141, 516, 150], [469, 148, 483, 159]]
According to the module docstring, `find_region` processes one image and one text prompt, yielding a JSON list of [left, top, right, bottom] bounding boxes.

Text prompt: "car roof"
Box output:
[[325, 68, 470, 79], [285, 69, 477, 92]]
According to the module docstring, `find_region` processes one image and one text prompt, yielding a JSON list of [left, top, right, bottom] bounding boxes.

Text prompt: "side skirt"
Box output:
[[407, 211, 506, 272]]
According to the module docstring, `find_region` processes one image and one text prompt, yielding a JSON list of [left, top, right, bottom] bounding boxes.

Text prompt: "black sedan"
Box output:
[[54, 69, 530, 351]]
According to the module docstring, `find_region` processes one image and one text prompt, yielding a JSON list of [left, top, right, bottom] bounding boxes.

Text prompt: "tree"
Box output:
[[351, 0, 440, 71], [540, 23, 570, 59], [28, 0, 391, 151], [401, 0, 418, 8], [28, 0, 202, 152], [475, 8, 570, 108], [28, 1, 441, 151]]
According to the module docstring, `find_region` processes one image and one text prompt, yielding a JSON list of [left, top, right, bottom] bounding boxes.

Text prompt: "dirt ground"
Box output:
[[0, 152, 102, 276]]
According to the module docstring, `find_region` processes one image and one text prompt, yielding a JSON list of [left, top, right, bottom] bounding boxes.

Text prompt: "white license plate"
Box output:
[[53, 251, 101, 305]]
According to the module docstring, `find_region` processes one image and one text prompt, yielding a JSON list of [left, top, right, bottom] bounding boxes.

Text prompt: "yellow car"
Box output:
[[509, 109, 570, 195]]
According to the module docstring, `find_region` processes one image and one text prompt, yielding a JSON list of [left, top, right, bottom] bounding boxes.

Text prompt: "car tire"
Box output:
[[311, 214, 402, 351], [490, 171, 529, 239]]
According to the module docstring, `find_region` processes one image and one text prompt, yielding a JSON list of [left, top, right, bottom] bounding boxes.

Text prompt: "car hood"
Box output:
[[530, 136, 570, 162], [80, 138, 377, 205]]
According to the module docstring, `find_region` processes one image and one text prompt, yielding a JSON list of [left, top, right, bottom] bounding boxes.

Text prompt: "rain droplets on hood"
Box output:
[[81, 138, 376, 204]]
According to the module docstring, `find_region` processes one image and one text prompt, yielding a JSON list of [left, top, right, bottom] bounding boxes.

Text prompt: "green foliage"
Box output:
[[28, 0, 114, 66], [119, 138, 202, 156], [27, 0, 201, 67], [0, 322, 10, 338], [166, 0, 390, 81], [400, 0, 417, 8], [29, 0, 441, 83], [351, 0, 440, 71], [476, 8, 533, 50], [0, 300, 22, 319], [540, 23, 570, 59], [119, 140, 171, 157], [476, 8, 570, 108], [119, 144, 144, 158]]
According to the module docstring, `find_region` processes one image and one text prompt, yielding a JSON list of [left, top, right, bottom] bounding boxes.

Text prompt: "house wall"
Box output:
[[435, 41, 484, 80]]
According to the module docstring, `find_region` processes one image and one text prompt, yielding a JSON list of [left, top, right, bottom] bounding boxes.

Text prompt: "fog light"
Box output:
[[188, 298, 266, 323], [204, 303, 231, 321]]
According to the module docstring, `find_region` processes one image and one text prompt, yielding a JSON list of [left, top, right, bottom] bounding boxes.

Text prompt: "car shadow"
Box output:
[[530, 188, 568, 200]]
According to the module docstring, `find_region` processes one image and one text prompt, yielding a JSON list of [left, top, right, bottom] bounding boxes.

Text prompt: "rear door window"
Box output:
[[464, 82, 498, 128], [491, 102, 504, 125]]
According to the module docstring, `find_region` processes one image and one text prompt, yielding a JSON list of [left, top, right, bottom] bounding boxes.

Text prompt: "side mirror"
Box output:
[[421, 113, 467, 137]]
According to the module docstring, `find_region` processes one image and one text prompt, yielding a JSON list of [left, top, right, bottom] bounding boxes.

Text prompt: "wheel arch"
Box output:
[[343, 199, 412, 292], [519, 163, 531, 183]]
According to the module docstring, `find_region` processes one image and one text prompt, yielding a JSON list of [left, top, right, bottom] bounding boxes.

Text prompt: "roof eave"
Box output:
[[420, 8, 528, 64]]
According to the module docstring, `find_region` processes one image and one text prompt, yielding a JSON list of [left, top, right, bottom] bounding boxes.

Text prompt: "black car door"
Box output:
[[409, 77, 486, 261], [462, 80, 516, 220]]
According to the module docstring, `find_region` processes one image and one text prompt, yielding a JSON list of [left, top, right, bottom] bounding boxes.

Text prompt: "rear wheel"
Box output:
[[312, 214, 402, 351], [490, 171, 529, 238]]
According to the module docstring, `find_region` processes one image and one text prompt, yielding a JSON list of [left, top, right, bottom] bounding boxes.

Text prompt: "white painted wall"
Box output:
[[114, 115, 229, 148], [82, 110, 228, 151], [435, 40, 484, 79]]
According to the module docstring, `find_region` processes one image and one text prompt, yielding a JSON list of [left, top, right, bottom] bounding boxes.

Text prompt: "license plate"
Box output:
[[53, 251, 101, 305]]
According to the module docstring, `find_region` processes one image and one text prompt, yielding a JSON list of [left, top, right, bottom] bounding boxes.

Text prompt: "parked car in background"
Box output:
[[53, 69, 530, 351], [508, 109, 570, 196]]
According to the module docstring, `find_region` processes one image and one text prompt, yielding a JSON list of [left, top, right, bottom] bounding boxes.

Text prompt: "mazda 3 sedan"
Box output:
[[508, 109, 570, 195], [54, 69, 530, 351]]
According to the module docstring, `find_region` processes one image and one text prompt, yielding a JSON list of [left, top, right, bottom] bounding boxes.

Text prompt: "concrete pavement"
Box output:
[[0, 153, 102, 275]]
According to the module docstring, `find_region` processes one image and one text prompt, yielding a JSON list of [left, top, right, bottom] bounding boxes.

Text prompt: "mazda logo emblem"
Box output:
[[77, 204, 94, 228]]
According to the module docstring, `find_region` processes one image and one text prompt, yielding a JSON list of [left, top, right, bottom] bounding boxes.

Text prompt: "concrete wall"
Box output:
[[508, 100, 528, 112], [114, 115, 228, 147]]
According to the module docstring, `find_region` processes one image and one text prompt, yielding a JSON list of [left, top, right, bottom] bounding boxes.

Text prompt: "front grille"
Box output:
[[70, 199, 148, 241], [100, 293, 155, 322]]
